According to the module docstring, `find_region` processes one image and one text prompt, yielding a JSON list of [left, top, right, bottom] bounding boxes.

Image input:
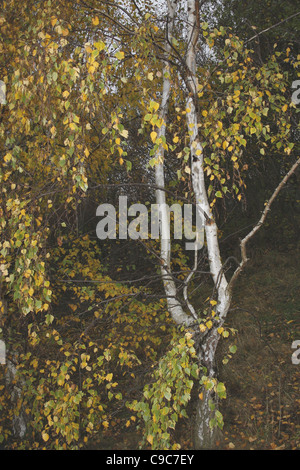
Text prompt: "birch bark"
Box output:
[[154, 0, 194, 328], [185, 0, 231, 448]]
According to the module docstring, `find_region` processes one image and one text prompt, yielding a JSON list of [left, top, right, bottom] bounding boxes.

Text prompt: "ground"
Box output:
[[90, 246, 300, 450]]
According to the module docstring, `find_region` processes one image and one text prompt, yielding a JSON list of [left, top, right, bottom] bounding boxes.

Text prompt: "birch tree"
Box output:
[[0, 0, 299, 450], [148, 0, 299, 449]]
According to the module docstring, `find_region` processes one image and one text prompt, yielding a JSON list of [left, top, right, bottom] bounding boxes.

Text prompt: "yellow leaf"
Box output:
[[88, 65, 95, 74], [222, 141, 229, 150], [150, 100, 159, 112], [4, 153, 12, 163], [150, 131, 157, 143], [119, 129, 128, 138], [32, 359, 38, 368], [92, 16, 99, 26], [42, 432, 49, 442], [147, 435, 154, 445], [94, 41, 105, 51], [85, 44, 93, 54]]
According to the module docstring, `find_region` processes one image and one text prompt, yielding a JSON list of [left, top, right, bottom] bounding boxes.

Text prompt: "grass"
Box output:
[[218, 247, 300, 450]]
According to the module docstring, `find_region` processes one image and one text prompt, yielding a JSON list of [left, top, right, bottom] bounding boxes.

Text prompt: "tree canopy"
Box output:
[[0, 0, 299, 450]]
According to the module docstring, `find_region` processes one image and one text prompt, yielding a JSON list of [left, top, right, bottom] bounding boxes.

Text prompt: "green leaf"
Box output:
[[216, 382, 226, 399]]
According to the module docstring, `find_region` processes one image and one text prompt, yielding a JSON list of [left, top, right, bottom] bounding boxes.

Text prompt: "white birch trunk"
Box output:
[[185, 0, 231, 448], [153, 0, 232, 448], [154, 0, 194, 328], [185, 0, 231, 322]]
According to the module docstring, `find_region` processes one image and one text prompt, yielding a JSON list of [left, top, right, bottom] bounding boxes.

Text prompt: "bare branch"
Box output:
[[245, 11, 300, 44], [229, 157, 300, 291]]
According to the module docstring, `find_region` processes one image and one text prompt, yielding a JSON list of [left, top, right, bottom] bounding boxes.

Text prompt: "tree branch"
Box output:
[[245, 11, 300, 44], [229, 157, 300, 291]]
